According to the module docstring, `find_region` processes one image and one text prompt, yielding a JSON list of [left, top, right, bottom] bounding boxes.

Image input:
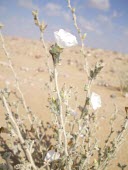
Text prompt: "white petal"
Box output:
[[90, 92, 101, 110], [70, 109, 77, 116], [44, 150, 60, 162], [54, 29, 78, 48]]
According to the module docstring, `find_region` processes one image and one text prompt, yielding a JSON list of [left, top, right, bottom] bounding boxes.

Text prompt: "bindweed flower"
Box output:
[[90, 92, 101, 110], [54, 29, 78, 48], [44, 150, 60, 162], [69, 108, 77, 116]]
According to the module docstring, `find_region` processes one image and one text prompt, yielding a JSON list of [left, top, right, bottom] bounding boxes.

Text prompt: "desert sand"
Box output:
[[0, 36, 128, 169]]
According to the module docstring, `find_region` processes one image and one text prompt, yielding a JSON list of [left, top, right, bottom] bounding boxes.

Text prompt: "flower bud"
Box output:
[[49, 44, 63, 66], [0, 23, 4, 30]]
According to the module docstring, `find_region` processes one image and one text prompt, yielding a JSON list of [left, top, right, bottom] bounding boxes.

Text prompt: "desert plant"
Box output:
[[119, 71, 128, 96], [0, 0, 128, 170]]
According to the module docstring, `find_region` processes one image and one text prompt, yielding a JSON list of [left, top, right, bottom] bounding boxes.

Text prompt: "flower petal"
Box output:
[[44, 150, 60, 162], [90, 92, 101, 110], [54, 29, 78, 48]]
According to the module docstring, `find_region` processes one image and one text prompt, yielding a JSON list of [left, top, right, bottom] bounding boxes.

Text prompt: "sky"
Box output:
[[0, 0, 128, 54]]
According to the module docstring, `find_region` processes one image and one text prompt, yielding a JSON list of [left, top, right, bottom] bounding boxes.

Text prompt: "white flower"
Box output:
[[54, 29, 78, 48], [70, 108, 77, 116], [90, 92, 101, 110], [44, 150, 60, 162]]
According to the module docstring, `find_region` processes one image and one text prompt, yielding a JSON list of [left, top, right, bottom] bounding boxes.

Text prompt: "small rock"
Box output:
[[116, 57, 123, 60], [104, 83, 109, 87], [97, 82, 102, 86], [95, 54, 99, 58], [97, 81, 109, 87], [75, 51, 79, 54], [37, 67, 45, 72], [35, 55, 42, 59], [20, 66, 29, 72], [110, 68, 115, 73], [67, 59, 73, 65], [64, 74, 69, 78], [79, 67, 84, 71], [110, 94, 116, 98]]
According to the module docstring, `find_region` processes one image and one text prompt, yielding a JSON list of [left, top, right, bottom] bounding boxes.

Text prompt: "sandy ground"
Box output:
[[0, 36, 128, 169]]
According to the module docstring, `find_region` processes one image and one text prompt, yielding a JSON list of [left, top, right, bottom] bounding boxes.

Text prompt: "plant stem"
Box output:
[[2, 96, 37, 170], [66, 0, 93, 117], [54, 65, 68, 157], [0, 31, 32, 124], [98, 116, 128, 170], [40, 32, 51, 73], [67, 0, 89, 77]]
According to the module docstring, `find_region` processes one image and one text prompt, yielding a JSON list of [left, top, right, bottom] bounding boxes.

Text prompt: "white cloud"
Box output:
[[45, 3, 61, 11], [112, 10, 118, 18], [123, 28, 128, 36], [97, 15, 110, 23], [62, 12, 71, 22], [112, 10, 122, 18], [44, 3, 71, 22], [45, 3, 62, 16], [78, 16, 102, 34], [97, 13, 118, 31], [0, 6, 6, 13], [18, 0, 38, 10], [78, 16, 95, 31], [116, 29, 128, 53], [89, 0, 110, 11]]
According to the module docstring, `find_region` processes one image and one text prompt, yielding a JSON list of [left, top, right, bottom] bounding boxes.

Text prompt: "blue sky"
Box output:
[[0, 0, 128, 53]]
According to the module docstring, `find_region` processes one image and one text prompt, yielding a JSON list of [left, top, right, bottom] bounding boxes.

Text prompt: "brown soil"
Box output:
[[0, 36, 128, 169]]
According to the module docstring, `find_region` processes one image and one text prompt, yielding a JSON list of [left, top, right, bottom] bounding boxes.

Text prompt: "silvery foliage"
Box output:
[[0, 2, 128, 170]]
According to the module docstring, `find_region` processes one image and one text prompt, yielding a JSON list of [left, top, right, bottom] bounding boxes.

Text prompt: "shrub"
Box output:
[[0, 1, 128, 170]]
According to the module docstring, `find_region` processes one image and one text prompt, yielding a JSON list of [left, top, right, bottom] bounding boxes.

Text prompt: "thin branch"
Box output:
[[67, 0, 89, 77], [2, 96, 37, 170], [0, 31, 32, 124], [54, 65, 68, 157]]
